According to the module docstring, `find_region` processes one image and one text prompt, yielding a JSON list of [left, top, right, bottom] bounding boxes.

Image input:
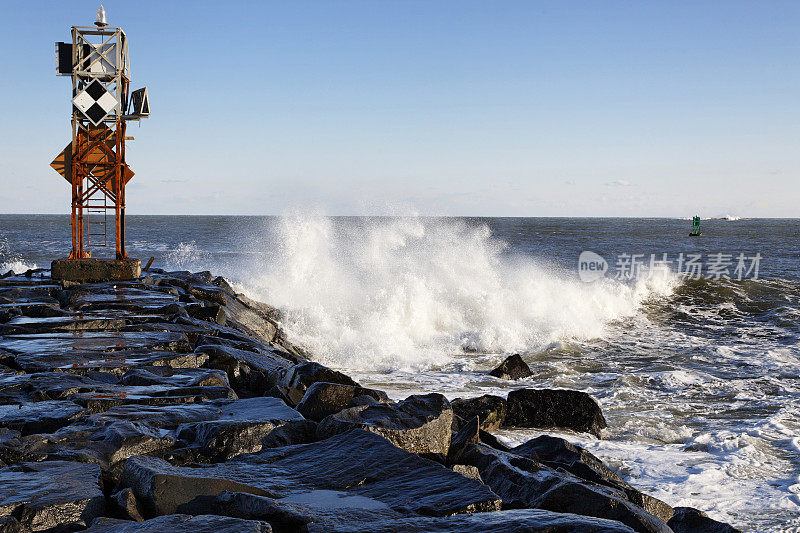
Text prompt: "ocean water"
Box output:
[[1, 214, 799, 531]]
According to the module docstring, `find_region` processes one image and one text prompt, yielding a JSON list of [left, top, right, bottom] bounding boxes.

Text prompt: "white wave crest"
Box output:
[[237, 215, 679, 372], [164, 241, 210, 271], [0, 239, 38, 274], [0, 260, 38, 275]]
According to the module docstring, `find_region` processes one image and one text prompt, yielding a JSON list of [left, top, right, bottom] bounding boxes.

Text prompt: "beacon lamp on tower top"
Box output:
[[50, 6, 151, 283]]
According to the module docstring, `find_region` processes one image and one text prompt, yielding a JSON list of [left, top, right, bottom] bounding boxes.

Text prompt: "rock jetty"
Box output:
[[0, 268, 739, 532]]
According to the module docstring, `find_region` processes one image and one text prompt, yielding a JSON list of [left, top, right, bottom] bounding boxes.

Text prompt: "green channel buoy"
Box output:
[[689, 215, 702, 237]]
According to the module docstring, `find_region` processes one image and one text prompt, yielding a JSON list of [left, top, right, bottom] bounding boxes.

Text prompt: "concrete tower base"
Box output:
[[51, 258, 141, 283]]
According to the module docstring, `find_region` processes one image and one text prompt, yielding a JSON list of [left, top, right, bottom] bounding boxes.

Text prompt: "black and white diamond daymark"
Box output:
[[72, 80, 118, 125]]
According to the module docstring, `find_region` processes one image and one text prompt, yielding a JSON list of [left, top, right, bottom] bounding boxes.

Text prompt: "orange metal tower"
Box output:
[[51, 6, 149, 273]]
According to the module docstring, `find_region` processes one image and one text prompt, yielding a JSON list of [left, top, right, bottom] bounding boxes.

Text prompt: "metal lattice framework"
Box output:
[[55, 23, 141, 259]]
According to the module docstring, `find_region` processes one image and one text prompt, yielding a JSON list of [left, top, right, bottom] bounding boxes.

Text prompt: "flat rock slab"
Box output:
[[65, 288, 177, 311], [0, 400, 85, 434], [120, 429, 501, 518], [2, 420, 176, 471], [0, 461, 105, 531], [80, 397, 313, 463], [1, 370, 232, 404], [119, 367, 230, 388], [0, 331, 189, 356], [70, 383, 237, 413], [0, 303, 71, 318], [172, 398, 314, 461], [1, 315, 126, 334], [306, 508, 637, 533], [94, 397, 304, 429], [0, 332, 195, 373], [86, 514, 272, 532], [196, 489, 405, 531], [0, 286, 60, 305]]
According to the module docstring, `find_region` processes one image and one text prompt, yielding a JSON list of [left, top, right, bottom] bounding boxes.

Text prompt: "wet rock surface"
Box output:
[[0, 460, 105, 531], [296, 382, 389, 422], [667, 507, 741, 533], [0, 400, 86, 435], [317, 393, 453, 456], [0, 269, 739, 532], [305, 509, 639, 532], [86, 514, 272, 532], [506, 387, 608, 438], [488, 353, 533, 380], [452, 442, 671, 533], [120, 429, 501, 518], [452, 394, 507, 431], [277, 362, 359, 406]]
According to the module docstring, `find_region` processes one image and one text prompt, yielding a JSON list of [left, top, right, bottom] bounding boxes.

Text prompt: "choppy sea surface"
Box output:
[[2, 214, 799, 531]]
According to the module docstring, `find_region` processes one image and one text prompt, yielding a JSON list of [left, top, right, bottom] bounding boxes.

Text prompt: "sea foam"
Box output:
[[232, 215, 679, 372]]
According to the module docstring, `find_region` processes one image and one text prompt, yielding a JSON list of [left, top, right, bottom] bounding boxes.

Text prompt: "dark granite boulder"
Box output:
[[119, 429, 501, 518], [87, 397, 315, 463], [305, 509, 638, 533], [317, 393, 453, 456], [296, 382, 389, 421], [448, 415, 480, 463], [0, 461, 105, 531], [197, 344, 291, 398], [509, 435, 673, 522], [488, 354, 533, 380], [452, 394, 507, 431], [220, 292, 279, 345], [277, 362, 359, 406], [667, 507, 741, 533], [186, 303, 226, 325], [174, 399, 315, 461], [86, 514, 272, 532], [511, 435, 624, 486], [505, 388, 607, 438], [454, 442, 670, 533], [109, 488, 146, 522]]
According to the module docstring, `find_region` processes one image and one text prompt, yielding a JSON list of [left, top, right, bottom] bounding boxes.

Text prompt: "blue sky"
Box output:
[[0, 1, 798, 216]]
